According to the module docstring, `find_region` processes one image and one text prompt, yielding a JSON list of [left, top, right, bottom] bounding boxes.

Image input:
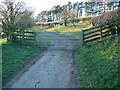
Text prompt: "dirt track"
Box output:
[[5, 32, 81, 88]]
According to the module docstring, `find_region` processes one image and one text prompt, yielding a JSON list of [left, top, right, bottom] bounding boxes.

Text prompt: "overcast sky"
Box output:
[[0, 0, 83, 16], [0, 0, 119, 16], [19, 0, 87, 16]]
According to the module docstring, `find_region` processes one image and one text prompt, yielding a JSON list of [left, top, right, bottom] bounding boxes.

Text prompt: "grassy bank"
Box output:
[[1, 38, 40, 85], [75, 36, 119, 88], [45, 21, 92, 39]]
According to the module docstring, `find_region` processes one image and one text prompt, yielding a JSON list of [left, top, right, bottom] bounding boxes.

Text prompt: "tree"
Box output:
[[73, 2, 78, 18], [37, 10, 48, 22], [16, 9, 35, 31], [47, 11, 52, 22], [70, 10, 76, 26], [78, 2, 84, 17], [61, 5, 76, 26], [0, 0, 25, 42], [89, 8, 119, 27], [84, 2, 92, 16], [67, 1, 72, 11], [61, 5, 68, 26], [55, 5, 62, 21], [51, 5, 62, 21], [50, 6, 59, 21]]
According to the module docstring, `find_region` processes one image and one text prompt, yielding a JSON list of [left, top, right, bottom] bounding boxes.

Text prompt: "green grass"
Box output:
[[45, 21, 92, 39], [1, 29, 51, 86], [0, 65, 1, 88], [75, 36, 119, 88], [0, 38, 7, 45], [2, 42, 39, 85]]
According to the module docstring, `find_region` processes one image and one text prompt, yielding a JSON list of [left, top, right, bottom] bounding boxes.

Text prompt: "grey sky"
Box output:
[[0, 0, 119, 16]]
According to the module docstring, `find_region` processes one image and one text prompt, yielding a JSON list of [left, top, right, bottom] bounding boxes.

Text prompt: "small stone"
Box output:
[[71, 71, 74, 74]]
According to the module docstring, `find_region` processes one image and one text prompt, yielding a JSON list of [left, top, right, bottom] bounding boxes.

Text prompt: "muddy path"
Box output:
[[5, 32, 81, 88]]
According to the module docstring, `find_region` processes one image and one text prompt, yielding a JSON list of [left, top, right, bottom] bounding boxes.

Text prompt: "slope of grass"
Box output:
[[0, 38, 7, 45], [45, 21, 92, 39], [2, 42, 39, 85], [75, 36, 119, 88]]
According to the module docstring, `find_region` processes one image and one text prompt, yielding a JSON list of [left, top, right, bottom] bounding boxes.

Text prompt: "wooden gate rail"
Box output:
[[13, 31, 36, 46], [81, 23, 119, 45]]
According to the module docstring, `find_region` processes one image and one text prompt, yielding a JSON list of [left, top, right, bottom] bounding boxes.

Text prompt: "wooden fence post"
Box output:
[[116, 24, 120, 35], [99, 25, 103, 41], [12, 33, 16, 43], [21, 31, 24, 45], [34, 32, 37, 47], [80, 30, 84, 46]]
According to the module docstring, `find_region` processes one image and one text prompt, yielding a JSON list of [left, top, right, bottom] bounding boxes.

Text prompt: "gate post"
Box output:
[[80, 30, 84, 46], [34, 32, 37, 47], [99, 25, 103, 41]]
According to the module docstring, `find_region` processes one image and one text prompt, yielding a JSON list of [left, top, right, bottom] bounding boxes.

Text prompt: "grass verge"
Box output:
[[75, 36, 119, 88], [2, 42, 40, 86]]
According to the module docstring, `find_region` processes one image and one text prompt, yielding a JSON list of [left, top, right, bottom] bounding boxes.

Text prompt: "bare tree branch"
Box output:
[[0, 0, 25, 42]]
